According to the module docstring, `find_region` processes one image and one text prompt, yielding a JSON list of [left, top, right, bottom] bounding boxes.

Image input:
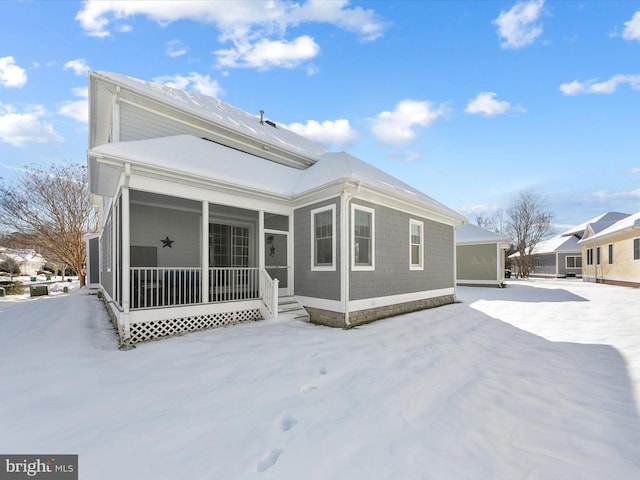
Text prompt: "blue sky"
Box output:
[[1, 0, 639, 231]]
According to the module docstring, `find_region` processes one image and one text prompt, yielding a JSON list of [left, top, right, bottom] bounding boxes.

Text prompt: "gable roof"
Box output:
[[89, 134, 466, 224], [89, 71, 328, 167], [561, 212, 630, 238], [509, 235, 580, 257], [578, 210, 640, 244], [456, 223, 509, 246]]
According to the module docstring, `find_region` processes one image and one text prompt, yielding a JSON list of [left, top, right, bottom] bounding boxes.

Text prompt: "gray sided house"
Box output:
[[510, 235, 582, 278], [456, 224, 509, 287], [86, 71, 466, 345]]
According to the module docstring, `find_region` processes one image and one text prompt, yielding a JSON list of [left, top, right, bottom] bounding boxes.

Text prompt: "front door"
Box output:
[[265, 232, 290, 295]]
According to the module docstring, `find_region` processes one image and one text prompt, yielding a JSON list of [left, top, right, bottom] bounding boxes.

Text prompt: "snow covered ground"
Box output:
[[1, 279, 639, 479]]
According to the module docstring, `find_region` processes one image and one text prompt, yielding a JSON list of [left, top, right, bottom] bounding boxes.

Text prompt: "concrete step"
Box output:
[[277, 296, 310, 321]]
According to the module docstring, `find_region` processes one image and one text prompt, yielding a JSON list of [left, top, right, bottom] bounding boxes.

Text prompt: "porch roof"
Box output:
[[456, 223, 509, 247], [89, 134, 466, 223]]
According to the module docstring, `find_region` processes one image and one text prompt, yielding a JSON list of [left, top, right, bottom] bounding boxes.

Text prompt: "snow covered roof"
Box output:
[[456, 223, 509, 246], [89, 135, 466, 223], [90, 71, 328, 163], [561, 212, 630, 238], [509, 235, 581, 257], [0, 247, 46, 264], [579, 210, 640, 244], [530, 236, 581, 255]]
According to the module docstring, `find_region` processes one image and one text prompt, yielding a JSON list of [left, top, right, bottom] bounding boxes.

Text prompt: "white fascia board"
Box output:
[[94, 153, 293, 213], [129, 300, 265, 324], [128, 174, 292, 216], [297, 296, 345, 313]]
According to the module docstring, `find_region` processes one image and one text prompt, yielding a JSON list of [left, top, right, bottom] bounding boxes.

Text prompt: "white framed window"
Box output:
[[351, 204, 375, 271], [311, 205, 336, 271], [608, 243, 614, 265], [409, 219, 424, 270], [586, 248, 593, 265], [565, 256, 582, 269], [596, 246, 601, 265], [634, 238, 639, 261]]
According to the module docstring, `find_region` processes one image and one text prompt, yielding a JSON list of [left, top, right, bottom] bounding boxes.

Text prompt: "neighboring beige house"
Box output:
[[456, 224, 510, 287], [579, 211, 640, 288]]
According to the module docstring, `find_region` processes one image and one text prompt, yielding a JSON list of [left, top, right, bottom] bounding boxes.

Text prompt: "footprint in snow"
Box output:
[[318, 366, 327, 375], [300, 384, 317, 394], [277, 413, 297, 432], [256, 449, 283, 472]]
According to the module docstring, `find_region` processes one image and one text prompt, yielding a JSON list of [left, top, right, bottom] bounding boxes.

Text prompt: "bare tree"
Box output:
[[505, 190, 553, 278], [477, 209, 509, 237], [0, 164, 97, 287]]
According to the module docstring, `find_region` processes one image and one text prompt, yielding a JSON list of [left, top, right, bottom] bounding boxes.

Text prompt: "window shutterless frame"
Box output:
[[311, 205, 336, 271], [351, 204, 375, 271], [409, 219, 424, 270]]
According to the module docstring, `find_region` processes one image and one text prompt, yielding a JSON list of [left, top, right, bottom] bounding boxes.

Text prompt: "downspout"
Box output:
[[341, 186, 352, 327]]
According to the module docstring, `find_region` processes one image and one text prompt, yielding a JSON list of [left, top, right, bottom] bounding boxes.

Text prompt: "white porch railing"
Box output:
[[130, 267, 278, 316], [259, 269, 279, 320], [208, 267, 260, 302], [130, 267, 202, 309]]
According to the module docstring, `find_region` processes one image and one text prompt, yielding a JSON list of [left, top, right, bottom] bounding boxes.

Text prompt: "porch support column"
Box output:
[[201, 201, 209, 303], [121, 166, 132, 346], [258, 211, 265, 270]]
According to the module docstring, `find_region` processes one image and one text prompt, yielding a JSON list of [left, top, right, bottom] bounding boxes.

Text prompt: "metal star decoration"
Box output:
[[161, 236, 174, 248]]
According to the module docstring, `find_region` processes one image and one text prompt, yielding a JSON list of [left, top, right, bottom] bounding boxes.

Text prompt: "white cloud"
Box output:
[[166, 39, 188, 58], [493, 0, 545, 49], [153, 72, 223, 98], [559, 74, 640, 95], [284, 119, 358, 149], [371, 99, 447, 146], [216, 35, 320, 70], [0, 104, 64, 147], [0, 56, 27, 88], [623, 10, 640, 41], [75, 1, 385, 71], [465, 92, 522, 116], [631, 167, 640, 174], [63, 58, 90, 76], [288, 0, 386, 42], [589, 189, 640, 201], [58, 87, 89, 123]]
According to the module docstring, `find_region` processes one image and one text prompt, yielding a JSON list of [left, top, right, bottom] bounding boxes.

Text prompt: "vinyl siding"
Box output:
[[349, 200, 454, 301], [294, 198, 341, 301], [582, 231, 640, 284], [457, 244, 498, 281]]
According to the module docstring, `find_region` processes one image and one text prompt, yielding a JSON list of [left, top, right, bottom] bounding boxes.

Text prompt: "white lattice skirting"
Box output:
[[129, 308, 262, 343]]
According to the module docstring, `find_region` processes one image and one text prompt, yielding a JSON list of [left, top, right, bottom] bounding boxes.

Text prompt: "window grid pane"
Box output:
[[314, 210, 333, 267], [354, 210, 372, 266]]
